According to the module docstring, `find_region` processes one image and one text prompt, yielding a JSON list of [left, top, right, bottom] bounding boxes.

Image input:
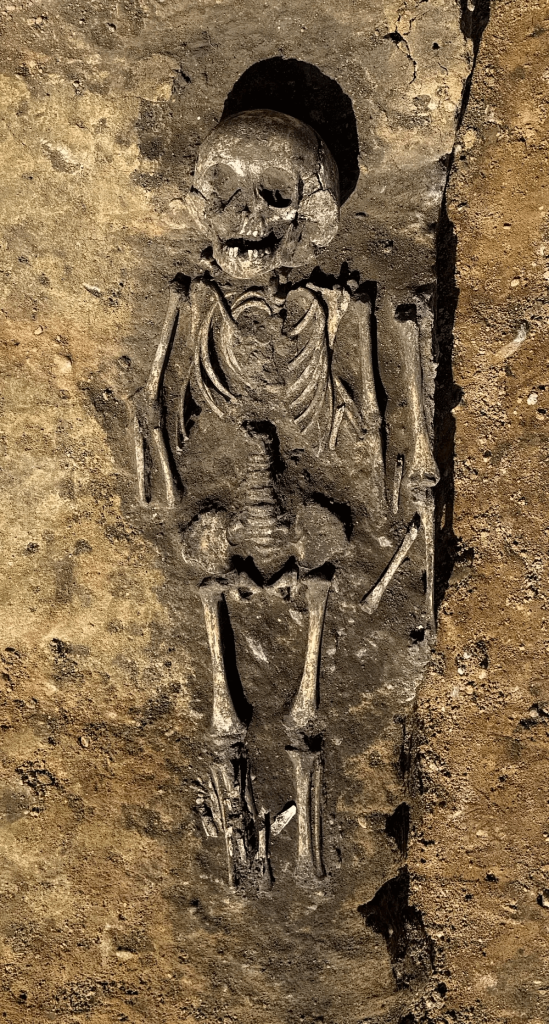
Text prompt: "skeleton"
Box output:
[[133, 109, 438, 892]]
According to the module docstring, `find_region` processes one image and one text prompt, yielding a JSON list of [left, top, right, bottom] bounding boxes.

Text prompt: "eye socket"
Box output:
[[259, 187, 293, 208], [205, 163, 243, 204], [257, 168, 297, 209]]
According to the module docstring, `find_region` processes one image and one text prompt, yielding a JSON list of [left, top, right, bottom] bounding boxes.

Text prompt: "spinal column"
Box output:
[[227, 423, 290, 577]]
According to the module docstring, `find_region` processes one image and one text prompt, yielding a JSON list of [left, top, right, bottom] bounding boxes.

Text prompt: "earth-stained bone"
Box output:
[[187, 109, 340, 279]]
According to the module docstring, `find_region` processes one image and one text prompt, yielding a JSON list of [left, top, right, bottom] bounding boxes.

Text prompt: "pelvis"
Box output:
[[181, 422, 348, 581]]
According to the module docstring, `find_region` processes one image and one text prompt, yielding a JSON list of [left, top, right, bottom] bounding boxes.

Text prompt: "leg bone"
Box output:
[[421, 489, 436, 630], [287, 748, 325, 881], [287, 578, 331, 732], [199, 581, 246, 739]]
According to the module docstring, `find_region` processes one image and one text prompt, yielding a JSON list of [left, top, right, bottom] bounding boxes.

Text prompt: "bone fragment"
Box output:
[[312, 756, 323, 878], [134, 414, 147, 505], [361, 514, 420, 614], [134, 284, 182, 506], [287, 578, 331, 731], [208, 778, 223, 832], [328, 402, 346, 450], [256, 809, 274, 892], [199, 582, 246, 738], [388, 306, 439, 491], [210, 765, 237, 889], [144, 286, 181, 406], [329, 377, 365, 448], [289, 293, 320, 338], [392, 454, 404, 514], [152, 426, 177, 507], [271, 802, 297, 836], [306, 283, 350, 348], [421, 489, 436, 630], [196, 796, 218, 838], [353, 298, 380, 430], [287, 749, 325, 880]]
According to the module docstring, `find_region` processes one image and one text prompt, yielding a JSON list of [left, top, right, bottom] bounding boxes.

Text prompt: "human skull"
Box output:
[[187, 109, 340, 280]]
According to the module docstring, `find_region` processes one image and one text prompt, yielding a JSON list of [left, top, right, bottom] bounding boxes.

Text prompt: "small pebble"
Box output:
[[33, 326, 43, 335], [79, 735, 90, 748]]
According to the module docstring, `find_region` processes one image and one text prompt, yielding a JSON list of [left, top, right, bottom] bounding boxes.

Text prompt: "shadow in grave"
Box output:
[[222, 56, 360, 204], [433, 0, 491, 605]]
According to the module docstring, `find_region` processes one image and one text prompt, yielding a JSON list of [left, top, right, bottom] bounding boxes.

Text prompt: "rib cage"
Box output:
[[181, 283, 335, 446]]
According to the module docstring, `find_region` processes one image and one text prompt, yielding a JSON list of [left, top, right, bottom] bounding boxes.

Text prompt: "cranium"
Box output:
[[188, 109, 340, 280]]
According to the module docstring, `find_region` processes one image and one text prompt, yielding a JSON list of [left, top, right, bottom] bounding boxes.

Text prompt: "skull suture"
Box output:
[[188, 109, 340, 280]]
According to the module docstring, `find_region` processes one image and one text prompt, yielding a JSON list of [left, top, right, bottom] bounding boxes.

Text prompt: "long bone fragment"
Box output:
[[199, 581, 246, 739], [210, 753, 259, 890], [286, 748, 324, 881], [209, 763, 237, 889], [287, 577, 331, 732], [361, 514, 421, 615], [385, 299, 439, 624], [422, 489, 436, 631], [270, 802, 297, 836], [134, 284, 182, 506], [392, 454, 404, 515]]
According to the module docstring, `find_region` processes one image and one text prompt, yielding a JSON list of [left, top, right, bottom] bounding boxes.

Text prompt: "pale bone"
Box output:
[[328, 401, 346, 450], [209, 765, 237, 889], [392, 454, 404, 514], [209, 757, 262, 889], [422, 489, 436, 630], [187, 109, 340, 280], [286, 294, 332, 438], [134, 285, 181, 506], [208, 778, 223, 832], [134, 414, 147, 504], [383, 297, 439, 623], [286, 748, 325, 880], [271, 802, 297, 836], [328, 377, 364, 447], [287, 578, 331, 731], [196, 796, 218, 838], [256, 808, 274, 892], [306, 283, 350, 348], [361, 514, 421, 614], [199, 581, 246, 739], [388, 309, 439, 491]]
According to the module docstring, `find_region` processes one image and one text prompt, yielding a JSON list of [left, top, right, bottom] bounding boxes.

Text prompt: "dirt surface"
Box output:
[[412, 3, 549, 1023], [0, 0, 548, 1022]]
